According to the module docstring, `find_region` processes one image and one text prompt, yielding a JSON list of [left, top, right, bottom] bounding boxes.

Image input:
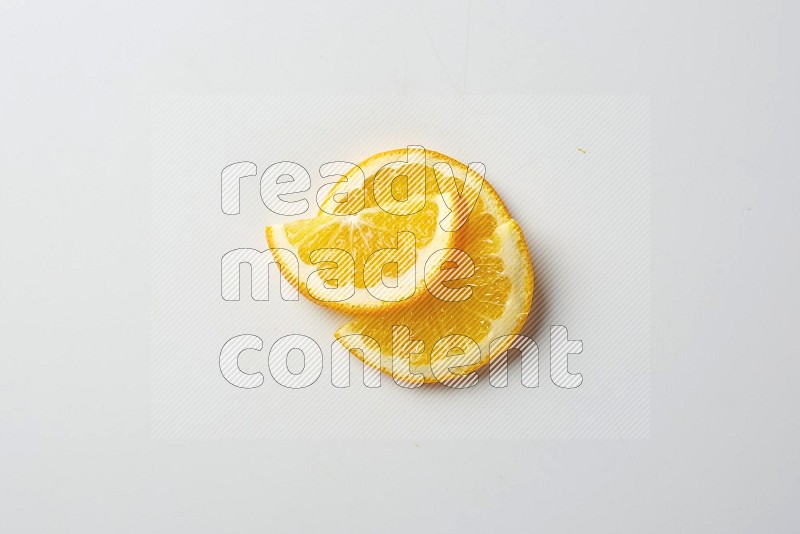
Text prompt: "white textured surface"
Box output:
[[1, 0, 798, 532]]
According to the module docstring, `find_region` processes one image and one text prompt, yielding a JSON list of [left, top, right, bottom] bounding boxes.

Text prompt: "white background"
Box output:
[[1, 0, 798, 532]]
